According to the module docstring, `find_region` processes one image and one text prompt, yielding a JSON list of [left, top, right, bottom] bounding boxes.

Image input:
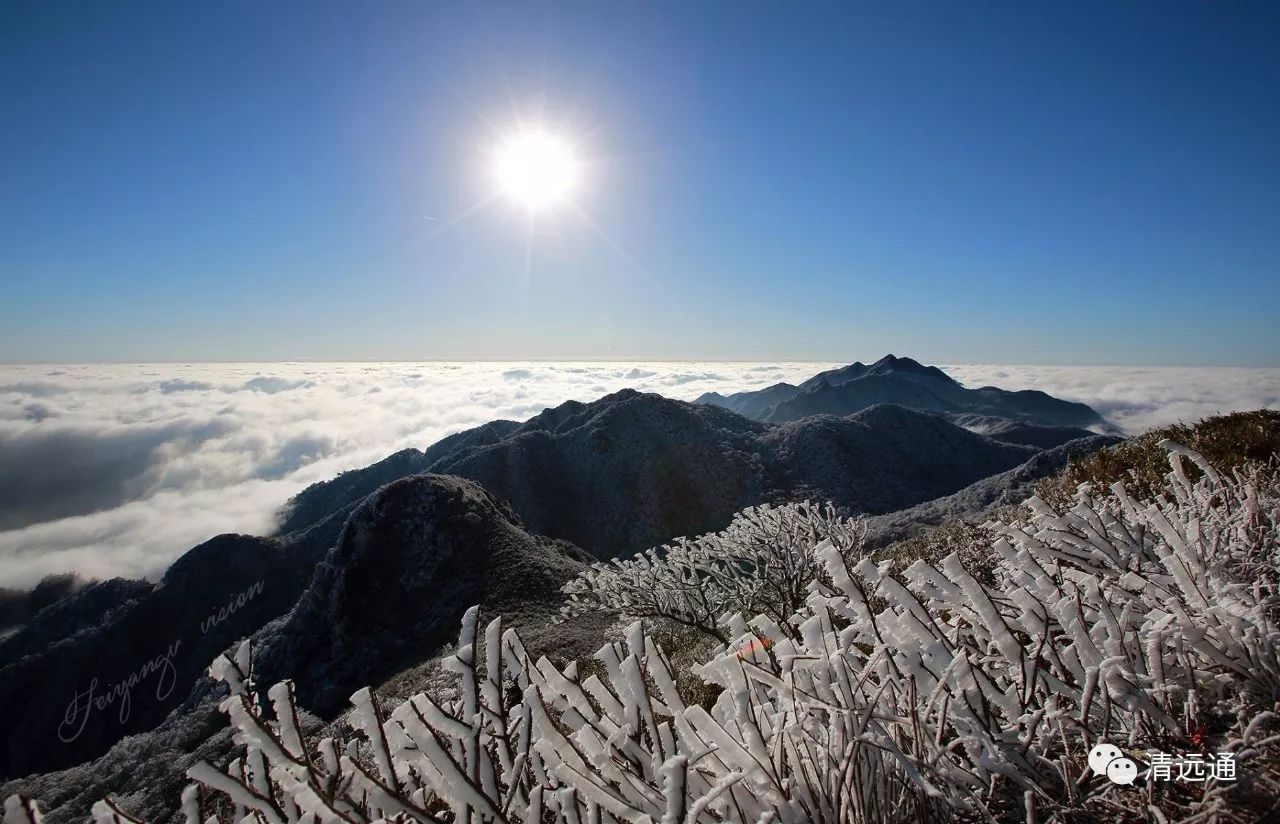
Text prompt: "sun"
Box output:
[[490, 130, 581, 211]]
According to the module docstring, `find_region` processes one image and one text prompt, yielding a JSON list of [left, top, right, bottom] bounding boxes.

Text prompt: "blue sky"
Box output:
[[2, 2, 1277, 365]]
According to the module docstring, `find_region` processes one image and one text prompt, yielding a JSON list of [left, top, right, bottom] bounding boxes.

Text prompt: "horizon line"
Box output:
[[2, 358, 1278, 369]]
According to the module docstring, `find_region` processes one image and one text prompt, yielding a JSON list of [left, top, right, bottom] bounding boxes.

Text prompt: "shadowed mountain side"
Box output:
[[863, 433, 1123, 548], [0, 577, 152, 664], [948, 414, 1097, 449], [252, 473, 596, 715], [757, 405, 1048, 514], [412, 393, 774, 561], [694, 381, 801, 419], [0, 474, 602, 823], [695, 355, 1107, 429], [798, 355, 958, 394], [0, 701, 239, 824], [275, 419, 522, 535], [0, 575, 86, 634], [0, 524, 333, 781], [280, 390, 1044, 560], [762, 374, 955, 421]]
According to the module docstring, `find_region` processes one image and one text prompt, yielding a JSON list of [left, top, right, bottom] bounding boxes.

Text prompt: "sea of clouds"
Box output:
[[2, 361, 1277, 588]]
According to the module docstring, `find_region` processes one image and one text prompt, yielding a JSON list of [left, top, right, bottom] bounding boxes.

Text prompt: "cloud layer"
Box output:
[[2, 361, 1276, 588], [939, 364, 1280, 435]]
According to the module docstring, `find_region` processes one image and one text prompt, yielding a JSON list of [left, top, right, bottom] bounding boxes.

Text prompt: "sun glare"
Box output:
[[490, 130, 581, 211]]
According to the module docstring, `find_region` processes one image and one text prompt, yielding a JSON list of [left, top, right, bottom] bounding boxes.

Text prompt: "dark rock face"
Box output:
[[254, 474, 592, 715], [280, 391, 1043, 561], [0, 530, 329, 781], [695, 354, 1107, 429]]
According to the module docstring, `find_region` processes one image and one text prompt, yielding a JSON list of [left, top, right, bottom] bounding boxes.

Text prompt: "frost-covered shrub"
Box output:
[[11, 441, 1280, 823], [558, 501, 868, 643], [807, 439, 1280, 818]]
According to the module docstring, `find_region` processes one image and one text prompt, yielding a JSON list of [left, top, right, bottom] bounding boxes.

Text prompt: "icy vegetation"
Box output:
[[10, 441, 1280, 823]]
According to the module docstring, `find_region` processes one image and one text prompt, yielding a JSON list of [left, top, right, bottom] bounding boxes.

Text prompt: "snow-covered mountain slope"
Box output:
[[0, 528, 331, 781]]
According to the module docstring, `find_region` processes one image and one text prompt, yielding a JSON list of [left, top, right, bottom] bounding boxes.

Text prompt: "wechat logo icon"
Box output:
[[1089, 741, 1138, 786]]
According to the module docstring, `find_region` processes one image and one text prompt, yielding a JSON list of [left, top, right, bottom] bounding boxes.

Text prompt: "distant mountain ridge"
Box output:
[[280, 390, 1046, 560], [696, 354, 1108, 430]]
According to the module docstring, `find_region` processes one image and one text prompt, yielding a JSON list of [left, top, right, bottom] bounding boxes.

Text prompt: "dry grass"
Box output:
[[1037, 409, 1280, 505]]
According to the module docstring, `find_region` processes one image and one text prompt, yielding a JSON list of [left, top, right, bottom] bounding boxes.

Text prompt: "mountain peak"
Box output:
[[791, 355, 957, 396], [867, 354, 956, 382], [701, 357, 1104, 429]]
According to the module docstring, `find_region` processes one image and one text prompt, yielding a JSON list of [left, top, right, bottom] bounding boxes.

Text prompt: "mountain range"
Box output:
[[0, 357, 1119, 820], [696, 354, 1108, 431], [279, 389, 1056, 561]]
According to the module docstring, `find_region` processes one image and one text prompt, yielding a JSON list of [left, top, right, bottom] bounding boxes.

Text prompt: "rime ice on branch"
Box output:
[[558, 501, 868, 643]]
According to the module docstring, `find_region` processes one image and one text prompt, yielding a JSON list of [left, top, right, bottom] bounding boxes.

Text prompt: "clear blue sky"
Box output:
[[2, 2, 1277, 365]]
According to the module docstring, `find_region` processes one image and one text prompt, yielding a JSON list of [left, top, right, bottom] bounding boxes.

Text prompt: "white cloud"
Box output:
[[0, 361, 1275, 588], [939, 364, 1280, 434]]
